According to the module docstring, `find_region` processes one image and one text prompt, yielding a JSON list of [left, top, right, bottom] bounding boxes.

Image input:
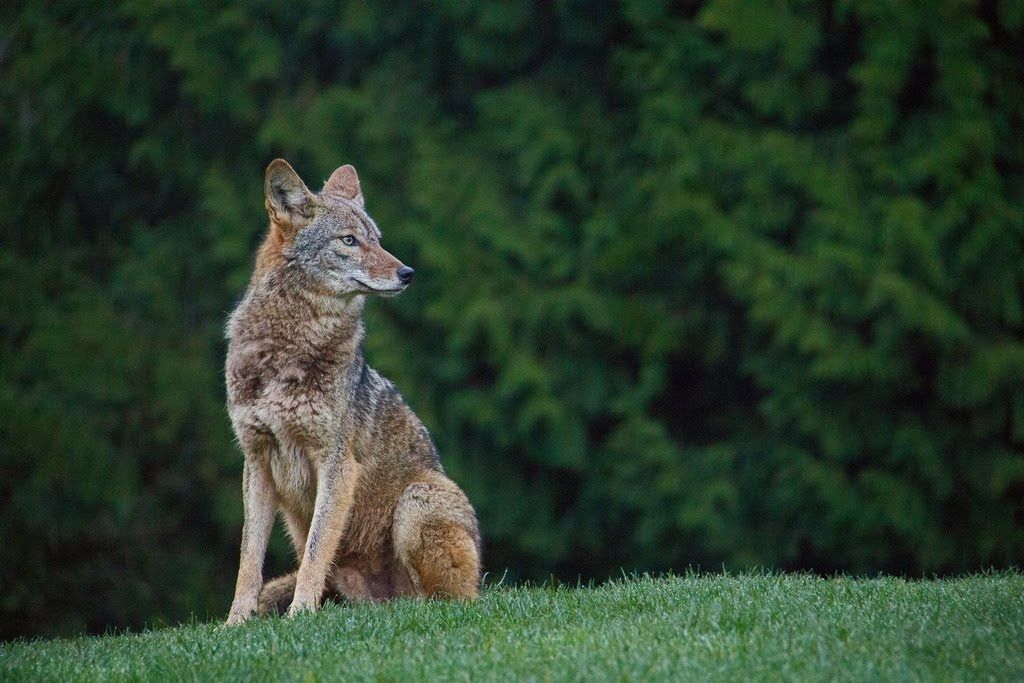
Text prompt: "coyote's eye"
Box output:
[[340, 235, 357, 246]]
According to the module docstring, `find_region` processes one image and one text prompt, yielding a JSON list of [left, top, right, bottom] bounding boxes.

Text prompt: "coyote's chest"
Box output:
[[229, 343, 338, 428], [227, 342, 350, 519]]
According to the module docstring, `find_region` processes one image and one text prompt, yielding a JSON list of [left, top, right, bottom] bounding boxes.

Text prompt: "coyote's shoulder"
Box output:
[[224, 160, 480, 624]]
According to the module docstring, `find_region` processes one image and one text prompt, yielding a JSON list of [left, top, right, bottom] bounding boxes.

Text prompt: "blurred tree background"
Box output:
[[2, 0, 1023, 638]]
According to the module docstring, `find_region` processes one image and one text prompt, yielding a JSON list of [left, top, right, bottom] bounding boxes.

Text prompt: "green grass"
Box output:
[[2, 573, 1022, 681]]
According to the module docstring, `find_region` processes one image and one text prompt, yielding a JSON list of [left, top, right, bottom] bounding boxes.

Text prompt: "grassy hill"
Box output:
[[2, 573, 1022, 681]]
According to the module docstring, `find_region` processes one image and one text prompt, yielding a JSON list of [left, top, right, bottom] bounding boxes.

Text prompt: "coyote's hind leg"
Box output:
[[393, 476, 481, 599]]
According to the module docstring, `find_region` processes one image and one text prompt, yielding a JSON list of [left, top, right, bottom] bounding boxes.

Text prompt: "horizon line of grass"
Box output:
[[2, 572, 1022, 681]]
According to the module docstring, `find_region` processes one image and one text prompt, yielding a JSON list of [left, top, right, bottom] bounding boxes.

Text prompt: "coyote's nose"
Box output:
[[397, 266, 414, 283]]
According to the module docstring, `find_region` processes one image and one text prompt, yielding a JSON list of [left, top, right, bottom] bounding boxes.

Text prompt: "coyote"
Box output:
[[224, 160, 480, 624]]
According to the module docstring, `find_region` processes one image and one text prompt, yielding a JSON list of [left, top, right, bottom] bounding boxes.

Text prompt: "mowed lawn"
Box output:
[[2, 573, 1022, 681]]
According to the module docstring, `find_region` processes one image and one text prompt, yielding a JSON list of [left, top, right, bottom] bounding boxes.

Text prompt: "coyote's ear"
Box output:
[[265, 159, 317, 233], [321, 164, 364, 208]]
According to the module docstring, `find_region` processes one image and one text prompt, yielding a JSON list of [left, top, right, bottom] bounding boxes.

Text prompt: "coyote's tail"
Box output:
[[257, 571, 297, 615]]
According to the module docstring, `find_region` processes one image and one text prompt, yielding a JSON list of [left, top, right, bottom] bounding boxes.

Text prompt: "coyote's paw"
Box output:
[[225, 602, 257, 626], [286, 598, 317, 618]]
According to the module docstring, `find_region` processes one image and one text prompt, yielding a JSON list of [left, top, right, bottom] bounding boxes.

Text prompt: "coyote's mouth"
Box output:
[[352, 277, 406, 295]]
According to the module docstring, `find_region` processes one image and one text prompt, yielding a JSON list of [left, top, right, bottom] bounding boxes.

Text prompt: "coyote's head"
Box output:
[[262, 159, 413, 297]]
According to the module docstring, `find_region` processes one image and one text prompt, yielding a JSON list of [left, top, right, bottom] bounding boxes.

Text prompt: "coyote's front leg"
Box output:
[[288, 454, 360, 615], [227, 458, 276, 624]]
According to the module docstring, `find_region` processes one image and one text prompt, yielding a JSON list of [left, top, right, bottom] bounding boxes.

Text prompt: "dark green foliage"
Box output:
[[1, 0, 1022, 638]]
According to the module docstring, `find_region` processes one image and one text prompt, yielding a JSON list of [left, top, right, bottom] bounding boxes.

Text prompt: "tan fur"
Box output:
[[252, 221, 288, 281], [393, 473, 480, 599], [258, 571, 300, 616], [225, 160, 481, 625]]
